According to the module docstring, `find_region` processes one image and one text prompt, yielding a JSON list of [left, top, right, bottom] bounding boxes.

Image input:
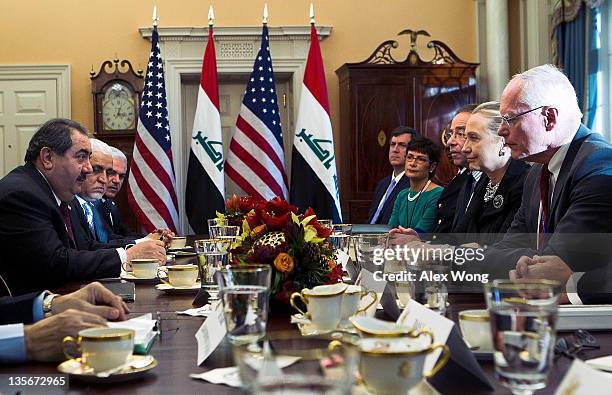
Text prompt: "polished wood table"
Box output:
[[1, 283, 611, 394]]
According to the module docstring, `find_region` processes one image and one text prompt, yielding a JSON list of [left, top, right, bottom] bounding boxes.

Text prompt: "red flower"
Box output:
[[326, 264, 344, 284], [259, 211, 292, 230], [301, 208, 332, 238], [276, 280, 296, 304]]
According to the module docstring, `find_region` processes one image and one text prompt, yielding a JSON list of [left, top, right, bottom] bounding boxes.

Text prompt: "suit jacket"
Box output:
[[0, 163, 121, 296], [454, 159, 530, 246], [367, 174, 409, 224], [0, 292, 40, 324], [483, 125, 612, 302], [98, 199, 145, 238], [431, 169, 470, 234], [69, 199, 135, 250]]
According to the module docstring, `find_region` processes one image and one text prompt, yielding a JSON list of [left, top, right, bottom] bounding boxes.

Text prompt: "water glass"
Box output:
[[216, 264, 271, 345], [330, 224, 352, 253], [207, 218, 228, 236], [195, 239, 231, 289], [209, 225, 240, 242], [354, 233, 388, 272], [317, 219, 333, 229], [485, 280, 561, 395]]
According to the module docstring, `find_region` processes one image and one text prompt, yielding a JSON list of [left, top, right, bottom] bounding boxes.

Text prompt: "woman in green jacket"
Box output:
[[388, 136, 443, 233]]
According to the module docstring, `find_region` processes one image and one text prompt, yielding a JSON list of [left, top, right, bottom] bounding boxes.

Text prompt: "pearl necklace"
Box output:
[[483, 180, 500, 202], [407, 180, 432, 202]]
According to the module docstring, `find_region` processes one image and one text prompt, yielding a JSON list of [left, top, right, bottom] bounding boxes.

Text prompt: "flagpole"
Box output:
[[309, 2, 315, 25], [208, 5, 214, 28], [152, 5, 158, 27], [263, 2, 268, 25]]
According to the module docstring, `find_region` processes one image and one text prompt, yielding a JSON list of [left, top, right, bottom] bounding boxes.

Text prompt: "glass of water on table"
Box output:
[[485, 279, 561, 395], [216, 264, 272, 345], [194, 239, 231, 291]]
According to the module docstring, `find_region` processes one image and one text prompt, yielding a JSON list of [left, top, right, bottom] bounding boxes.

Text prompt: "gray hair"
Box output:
[[510, 64, 582, 120], [90, 139, 113, 156], [109, 146, 127, 163], [472, 101, 503, 138]]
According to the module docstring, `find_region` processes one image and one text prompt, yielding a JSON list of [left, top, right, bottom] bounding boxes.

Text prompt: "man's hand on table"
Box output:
[[51, 281, 129, 321]]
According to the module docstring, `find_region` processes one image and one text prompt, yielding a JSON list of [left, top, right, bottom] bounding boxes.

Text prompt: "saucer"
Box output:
[[167, 246, 193, 252], [155, 282, 201, 294], [290, 314, 357, 336], [172, 250, 197, 257], [120, 272, 160, 284], [57, 355, 157, 384]]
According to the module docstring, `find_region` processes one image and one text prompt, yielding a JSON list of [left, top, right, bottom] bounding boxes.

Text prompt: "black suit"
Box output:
[[482, 125, 612, 303], [0, 292, 40, 324], [69, 199, 135, 250], [430, 169, 470, 235], [98, 199, 145, 238], [0, 163, 121, 296], [454, 159, 530, 246], [367, 174, 409, 224]]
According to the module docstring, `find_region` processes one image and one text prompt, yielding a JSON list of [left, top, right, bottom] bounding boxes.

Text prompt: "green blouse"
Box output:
[[388, 187, 444, 232]]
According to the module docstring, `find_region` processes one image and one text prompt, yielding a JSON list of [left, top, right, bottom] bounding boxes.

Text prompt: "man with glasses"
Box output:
[[486, 64, 612, 304], [431, 104, 481, 237], [367, 126, 417, 224]]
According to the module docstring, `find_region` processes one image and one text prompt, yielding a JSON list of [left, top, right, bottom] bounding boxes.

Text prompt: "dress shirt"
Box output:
[[371, 171, 405, 224], [0, 292, 45, 364], [465, 171, 482, 211]]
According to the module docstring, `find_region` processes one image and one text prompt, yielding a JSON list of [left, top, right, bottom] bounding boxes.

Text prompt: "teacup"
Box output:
[[341, 285, 377, 321], [358, 336, 449, 395], [124, 259, 158, 278], [169, 236, 187, 249], [459, 309, 493, 352], [62, 328, 135, 372], [159, 264, 198, 288], [290, 283, 347, 330]]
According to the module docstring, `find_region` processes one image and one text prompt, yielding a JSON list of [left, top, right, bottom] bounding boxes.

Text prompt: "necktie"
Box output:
[[91, 201, 109, 243], [538, 167, 551, 249], [370, 178, 397, 224], [59, 202, 75, 246], [102, 200, 114, 226]]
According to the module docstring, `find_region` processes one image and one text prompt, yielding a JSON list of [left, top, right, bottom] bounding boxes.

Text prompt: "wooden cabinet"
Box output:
[[336, 32, 479, 223]]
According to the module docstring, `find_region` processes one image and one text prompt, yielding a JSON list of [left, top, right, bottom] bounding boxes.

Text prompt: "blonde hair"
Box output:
[[472, 101, 502, 138]]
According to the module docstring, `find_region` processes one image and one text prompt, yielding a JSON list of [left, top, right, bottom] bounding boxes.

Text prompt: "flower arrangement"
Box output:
[[218, 195, 343, 304]]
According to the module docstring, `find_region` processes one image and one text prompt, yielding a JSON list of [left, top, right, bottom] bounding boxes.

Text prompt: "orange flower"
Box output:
[[328, 258, 336, 269], [274, 253, 294, 273], [251, 224, 266, 237]]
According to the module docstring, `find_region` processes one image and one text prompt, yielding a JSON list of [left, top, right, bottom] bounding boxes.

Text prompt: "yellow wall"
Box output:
[[0, 0, 477, 138]]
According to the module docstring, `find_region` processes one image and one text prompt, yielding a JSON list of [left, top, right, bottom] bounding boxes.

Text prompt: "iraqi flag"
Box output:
[[290, 24, 342, 223], [185, 26, 225, 233]]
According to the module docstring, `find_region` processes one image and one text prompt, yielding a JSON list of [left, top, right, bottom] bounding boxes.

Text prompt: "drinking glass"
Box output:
[[317, 219, 333, 229], [207, 218, 228, 236], [485, 280, 561, 395], [209, 225, 240, 242], [354, 233, 388, 272], [216, 264, 271, 345], [194, 239, 231, 289], [329, 224, 352, 267]]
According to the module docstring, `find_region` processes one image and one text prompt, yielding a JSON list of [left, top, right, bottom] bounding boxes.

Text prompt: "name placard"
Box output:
[[195, 300, 226, 365]]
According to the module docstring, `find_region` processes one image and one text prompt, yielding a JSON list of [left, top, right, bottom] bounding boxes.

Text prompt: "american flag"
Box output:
[[225, 24, 288, 200], [127, 26, 179, 233]]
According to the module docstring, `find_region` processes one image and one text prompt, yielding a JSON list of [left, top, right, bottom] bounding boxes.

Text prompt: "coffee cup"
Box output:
[[290, 283, 347, 330], [159, 264, 198, 288], [459, 309, 493, 352], [123, 258, 158, 278], [358, 336, 449, 395], [62, 328, 134, 372], [169, 236, 187, 249], [341, 285, 377, 321]]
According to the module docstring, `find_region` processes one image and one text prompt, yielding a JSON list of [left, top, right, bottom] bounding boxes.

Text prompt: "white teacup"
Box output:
[[459, 309, 493, 352], [62, 328, 134, 372], [159, 264, 198, 288], [169, 236, 187, 249], [358, 336, 449, 395], [290, 283, 347, 330], [124, 258, 158, 278], [341, 285, 377, 321]]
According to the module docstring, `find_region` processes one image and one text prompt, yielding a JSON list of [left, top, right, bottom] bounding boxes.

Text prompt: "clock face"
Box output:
[[102, 83, 136, 131]]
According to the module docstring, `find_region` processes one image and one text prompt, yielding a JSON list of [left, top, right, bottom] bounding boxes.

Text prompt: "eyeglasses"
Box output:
[[501, 105, 546, 126], [405, 154, 431, 164], [554, 329, 599, 359]]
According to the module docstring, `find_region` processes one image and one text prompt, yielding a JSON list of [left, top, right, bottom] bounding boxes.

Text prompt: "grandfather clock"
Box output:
[[90, 58, 144, 232], [336, 29, 479, 223]]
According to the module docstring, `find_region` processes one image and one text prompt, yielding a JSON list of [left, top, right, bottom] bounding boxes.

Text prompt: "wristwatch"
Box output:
[[42, 292, 58, 318]]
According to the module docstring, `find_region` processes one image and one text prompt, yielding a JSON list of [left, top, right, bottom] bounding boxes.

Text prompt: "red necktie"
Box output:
[[538, 167, 551, 249], [59, 202, 75, 246]]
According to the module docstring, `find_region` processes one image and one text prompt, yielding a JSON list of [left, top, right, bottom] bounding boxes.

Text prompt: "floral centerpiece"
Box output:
[[217, 195, 344, 305]]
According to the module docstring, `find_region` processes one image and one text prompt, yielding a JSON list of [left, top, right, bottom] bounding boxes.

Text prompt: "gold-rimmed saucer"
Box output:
[[167, 246, 193, 252], [57, 354, 157, 384], [155, 282, 201, 294], [120, 272, 159, 284]]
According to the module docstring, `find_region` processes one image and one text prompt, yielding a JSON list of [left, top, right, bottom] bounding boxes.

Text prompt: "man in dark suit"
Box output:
[[367, 126, 416, 224], [98, 146, 145, 238], [0, 119, 167, 296], [485, 65, 612, 304], [431, 104, 478, 237], [1, 282, 127, 363]]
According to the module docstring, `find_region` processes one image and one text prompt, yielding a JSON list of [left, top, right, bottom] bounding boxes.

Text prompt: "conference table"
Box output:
[[2, 261, 612, 394]]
